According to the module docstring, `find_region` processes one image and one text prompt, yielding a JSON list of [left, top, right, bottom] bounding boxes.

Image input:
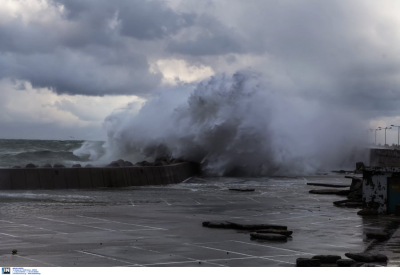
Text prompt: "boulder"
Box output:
[[309, 189, 339, 195], [350, 262, 365, 267], [170, 159, 182, 164], [255, 229, 293, 236], [336, 259, 355, 267], [53, 163, 65, 168], [202, 221, 287, 230], [333, 199, 354, 206], [296, 258, 321, 267], [357, 209, 378, 216], [336, 189, 352, 196], [123, 161, 133, 167], [345, 253, 388, 263], [366, 232, 390, 241], [250, 233, 287, 241], [107, 161, 120, 167], [229, 188, 255, 192], [85, 164, 93, 168], [350, 179, 362, 191], [355, 162, 365, 172], [25, 163, 36, 168], [307, 183, 350, 188], [72, 164, 81, 168], [312, 255, 341, 264], [135, 161, 152, 166]]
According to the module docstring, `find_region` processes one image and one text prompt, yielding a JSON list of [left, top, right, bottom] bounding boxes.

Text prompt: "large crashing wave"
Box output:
[[85, 71, 367, 175]]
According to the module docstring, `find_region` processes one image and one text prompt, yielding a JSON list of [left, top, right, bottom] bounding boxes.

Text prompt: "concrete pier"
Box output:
[[0, 162, 199, 190]]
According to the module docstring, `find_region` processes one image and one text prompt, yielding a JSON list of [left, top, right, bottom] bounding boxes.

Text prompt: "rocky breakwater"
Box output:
[[0, 158, 200, 190]]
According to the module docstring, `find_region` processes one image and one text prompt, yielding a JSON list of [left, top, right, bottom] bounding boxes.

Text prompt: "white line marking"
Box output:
[[191, 198, 201, 205], [37, 217, 115, 232], [356, 222, 382, 228], [0, 232, 17, 237], [76, 215, 167, 230], [268, 213, 323, 222], [160, 198, 171, 206], [246, 197, 261, 203], [76, 250, 143, 266], [16, 255, 59, 267], [129, 199, 135, 206], [232, 240, 313, 255]]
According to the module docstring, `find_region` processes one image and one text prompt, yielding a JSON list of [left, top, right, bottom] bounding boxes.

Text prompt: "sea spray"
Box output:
[[84, 71, 367, 175]]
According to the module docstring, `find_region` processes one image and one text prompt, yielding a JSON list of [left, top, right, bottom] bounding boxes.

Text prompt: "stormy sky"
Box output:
[[1, 0, 400, 144]]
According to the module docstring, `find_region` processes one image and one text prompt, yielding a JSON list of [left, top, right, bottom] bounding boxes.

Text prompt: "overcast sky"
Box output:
[[1, 0, 400, 144]]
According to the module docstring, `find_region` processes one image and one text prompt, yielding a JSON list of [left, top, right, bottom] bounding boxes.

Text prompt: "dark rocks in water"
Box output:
[[347, 190, 362, 200], [12, 166, 21, 168], [135, 161, 152, 167], [336, 189, 352, 196], [229, 188, 255, 192], [345, 252, 388, 263], [255, 229, 293, 236], [350, 178, 362, 191], [307, 183, 350, 188], [123, 161, 133, 167], [312, 255, 341, 264], [357, 209, 378, 216], [356, 162, 365, 172], [250, 233, 287, 241], [85, 164, 93, 168], [154, 157, 169, 166], [296, 258, 321, 267], [107, 161, 120, 167], [366, 232, 390, 241], [337, 259, 355, 267], [53, 163, 65, 168], [202, 221, 287, 230], [333, 199, 361, 206], [170, 159, 182, 164], [41, 164, 52, 168], [25, 163, 36, 168], [342, 202, 363, 208], [309, 189, 339, 195], [72, 164, 81, 168]]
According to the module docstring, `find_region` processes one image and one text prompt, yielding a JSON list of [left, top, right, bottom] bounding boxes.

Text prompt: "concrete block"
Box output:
[[11, 169, 26, 190], [78, 169, 92, 189], [143, 167, 156, 185], [137, 168, 148, 185], [114, 168, 126, 187], [102, 169, 117, 188], [0, 169, 12, 190], [38, 169, 54, 189], [25, 169, 41, 189], [128, 168, 141, 186], [152, 167, 163, 185], [64, 169, 79, 189], [54, 169, 67, 189], [123, 168, 132, 186], [90, 169, 105, 188]]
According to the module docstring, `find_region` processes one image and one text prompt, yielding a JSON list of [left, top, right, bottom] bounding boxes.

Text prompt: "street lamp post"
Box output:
[[375, 128, 382, 146], [379, 127, 392, 147], [391, 125, 400, 147]]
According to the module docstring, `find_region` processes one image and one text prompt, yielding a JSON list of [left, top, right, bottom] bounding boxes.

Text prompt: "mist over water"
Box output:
[[75, 71, 364, 176]]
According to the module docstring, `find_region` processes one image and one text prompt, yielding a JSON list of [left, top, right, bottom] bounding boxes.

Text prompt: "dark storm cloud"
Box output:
[[0, 0, 199, 96], [166, 14, 245, 56]]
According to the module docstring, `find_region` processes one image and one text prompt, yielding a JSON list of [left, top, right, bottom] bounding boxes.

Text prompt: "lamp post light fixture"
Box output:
[[379, 127, 392, 147], [374, 128, 382, 146], [391, 125, 400, 147]]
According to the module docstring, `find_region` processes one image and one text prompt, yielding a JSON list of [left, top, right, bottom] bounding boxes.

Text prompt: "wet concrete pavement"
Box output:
[[0, 174, 399, 267]]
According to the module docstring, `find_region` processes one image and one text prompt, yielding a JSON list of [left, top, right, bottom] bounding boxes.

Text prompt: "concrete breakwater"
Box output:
[[0, 162, 200, 190]]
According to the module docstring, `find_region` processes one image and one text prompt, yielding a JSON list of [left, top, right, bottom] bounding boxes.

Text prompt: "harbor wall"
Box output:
[[0, 162, 199, 190]]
